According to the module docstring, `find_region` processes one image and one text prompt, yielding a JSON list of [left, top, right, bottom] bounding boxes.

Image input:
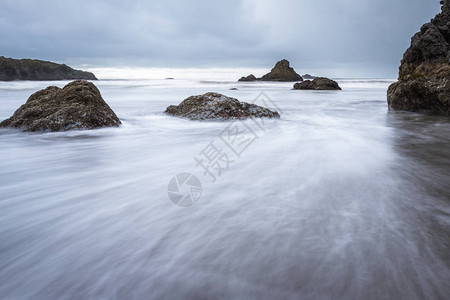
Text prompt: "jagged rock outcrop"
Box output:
[[387, 1, 450, 115], [238, 74, 257, 82], [0, 56, 97, 81], [261, 59, 303, 81], [165, 92, 280, 120], [293, 77, 341, 90], [0, 80, 121, 132]]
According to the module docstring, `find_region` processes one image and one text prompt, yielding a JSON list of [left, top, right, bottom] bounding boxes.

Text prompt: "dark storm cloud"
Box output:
[[0, 0, 441, 77]]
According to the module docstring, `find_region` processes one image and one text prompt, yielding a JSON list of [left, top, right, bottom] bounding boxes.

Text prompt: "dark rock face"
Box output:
[[261, 59, 303, 82], [165, 92, 280, 120], [293, 77, 341, 90], [387, 2, 450, 115], [0, 56, 97, 81], [302, 74, 316, 80], [238, 74, 257, 82], [0, 80, 121, 132]]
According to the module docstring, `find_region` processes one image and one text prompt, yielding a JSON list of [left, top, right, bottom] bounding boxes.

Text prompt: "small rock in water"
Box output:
[[229, 88, 238, 90], [302, 74, 316, 80], [293, 77, 341, 90], [164, 92, 280, 120], [238, 74, 257, 82], [0, 80, 121, 132]]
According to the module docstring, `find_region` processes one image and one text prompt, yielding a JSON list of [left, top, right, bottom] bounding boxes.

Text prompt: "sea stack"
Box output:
[[387, 1, 450, 115], [237, 59, 302, 82], [0, 57, 97, 81], [261, 59, 303, 82], [0, 80, 121, 132]]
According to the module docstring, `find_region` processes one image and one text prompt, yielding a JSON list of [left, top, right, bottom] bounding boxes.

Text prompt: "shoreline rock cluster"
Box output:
[[387, 1, 450, 115], [0, 58, 342, 132], [0, 56, 97, 81], [238, 59, 341, 90]]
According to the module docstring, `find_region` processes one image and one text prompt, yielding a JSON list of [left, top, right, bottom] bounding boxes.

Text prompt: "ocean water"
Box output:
[[0, 76, 449, 299]]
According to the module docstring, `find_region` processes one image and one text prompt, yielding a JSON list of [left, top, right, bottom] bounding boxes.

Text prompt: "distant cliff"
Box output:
[[0, 57, 97, 81]]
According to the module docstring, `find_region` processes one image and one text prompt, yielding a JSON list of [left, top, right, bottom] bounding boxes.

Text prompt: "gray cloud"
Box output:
[[0, 0, 441, 77]]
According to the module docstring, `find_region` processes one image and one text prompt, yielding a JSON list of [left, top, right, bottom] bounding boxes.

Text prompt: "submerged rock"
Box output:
[[261, 59, 303, 82], [164, 92, 280, 120], [387, 1, 450, 115], [238, 74, 257, 82], [293, 77, 341, 90], [0, 56, 97, 81], [0, 80, 121, 132]]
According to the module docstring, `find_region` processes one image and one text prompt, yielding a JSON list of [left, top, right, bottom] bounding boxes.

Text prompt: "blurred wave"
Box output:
[[0, 78, 448, 299]]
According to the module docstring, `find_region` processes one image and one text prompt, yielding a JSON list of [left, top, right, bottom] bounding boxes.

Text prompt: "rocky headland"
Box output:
[[0, 56, 97, 81], [165, 92, 280, 120], [0, 80, 121, 132], [387, 0, 450, 115], [302, 74, 316, 80]]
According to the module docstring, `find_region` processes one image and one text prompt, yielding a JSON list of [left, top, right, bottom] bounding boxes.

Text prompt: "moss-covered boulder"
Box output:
[[165, 92, 280, 120], [0, 80, 121, 132]]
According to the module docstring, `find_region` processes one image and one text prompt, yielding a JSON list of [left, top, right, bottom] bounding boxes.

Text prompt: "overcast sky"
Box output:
[[0, 0, 441, 77]]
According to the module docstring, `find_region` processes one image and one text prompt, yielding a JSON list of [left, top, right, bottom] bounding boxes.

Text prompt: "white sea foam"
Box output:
[[0, 74, 449, 299]]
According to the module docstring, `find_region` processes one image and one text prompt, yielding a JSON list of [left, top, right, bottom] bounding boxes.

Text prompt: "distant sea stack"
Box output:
[[387, 1, 450, 115], [261, 59, 303, 81], [0, 80, 120, 132], [238, 59, 302, 82], [0, 56, 97, 81]]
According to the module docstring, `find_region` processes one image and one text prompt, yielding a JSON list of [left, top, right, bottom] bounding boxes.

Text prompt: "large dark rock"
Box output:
[[0, 80, 121, 132], [261, 59, 303, 82], [293, 77, 341, 90], [387, 2, 450, 115], [238, 74, 257, 82], [0, 56, 97, 81], [165, 92, 280, 120]]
